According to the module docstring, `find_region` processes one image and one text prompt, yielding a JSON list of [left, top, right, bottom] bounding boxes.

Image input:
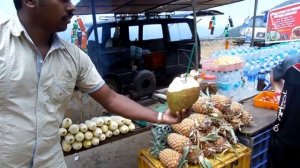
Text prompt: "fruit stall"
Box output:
[[61, 86, 277, 168], [59, 1, 297, 167], [60, 41, 296, 167]]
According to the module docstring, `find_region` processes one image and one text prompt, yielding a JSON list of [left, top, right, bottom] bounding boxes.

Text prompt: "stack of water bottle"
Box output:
[[209, 41, 300, 100]]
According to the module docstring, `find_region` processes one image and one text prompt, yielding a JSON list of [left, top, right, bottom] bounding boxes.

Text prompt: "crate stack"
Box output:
[[238, 128, 272, 168]]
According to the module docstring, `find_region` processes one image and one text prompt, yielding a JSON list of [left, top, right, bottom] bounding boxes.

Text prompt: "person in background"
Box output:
[[269, 53, 300, 168], [0, 0, 189, 167]]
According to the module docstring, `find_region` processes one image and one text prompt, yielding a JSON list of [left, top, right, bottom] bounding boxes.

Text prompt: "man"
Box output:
[[269, 51, 300, 168], [0, 0, 189, 167]]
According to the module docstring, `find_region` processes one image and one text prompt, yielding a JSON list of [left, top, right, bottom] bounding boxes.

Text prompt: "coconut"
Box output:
[[167, 76, 200, 115]]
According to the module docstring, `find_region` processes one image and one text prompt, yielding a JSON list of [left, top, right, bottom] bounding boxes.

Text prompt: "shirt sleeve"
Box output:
[[272, 55, 295, 81], [76, 49, 105, 93], [272, 60, 285, 81]]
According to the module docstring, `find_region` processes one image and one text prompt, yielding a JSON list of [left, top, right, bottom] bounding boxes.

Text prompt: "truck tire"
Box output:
[[133, 70, 156, 97]]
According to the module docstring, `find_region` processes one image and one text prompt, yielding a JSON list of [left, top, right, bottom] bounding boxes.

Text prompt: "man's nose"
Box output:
[[67, 1, 75, 13]]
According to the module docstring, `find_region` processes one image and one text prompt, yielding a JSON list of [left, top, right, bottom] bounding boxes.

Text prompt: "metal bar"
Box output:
[[251, 0, 258, 47], [91, 0, 99, 44], [192, 0, 199, 70]]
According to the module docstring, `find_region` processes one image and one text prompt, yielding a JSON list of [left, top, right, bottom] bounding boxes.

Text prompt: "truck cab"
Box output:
[[240, 15, 267, 46]]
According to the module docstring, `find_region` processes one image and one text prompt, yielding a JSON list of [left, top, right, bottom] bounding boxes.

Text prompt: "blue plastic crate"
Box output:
[[238, 128, 272, 168]]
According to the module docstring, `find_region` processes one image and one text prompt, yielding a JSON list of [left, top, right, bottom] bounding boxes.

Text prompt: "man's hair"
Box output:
[[13, 0, 22, 11]]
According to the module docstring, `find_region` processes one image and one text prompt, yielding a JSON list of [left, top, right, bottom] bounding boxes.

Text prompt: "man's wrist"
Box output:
[[157, 112, 164, 124]]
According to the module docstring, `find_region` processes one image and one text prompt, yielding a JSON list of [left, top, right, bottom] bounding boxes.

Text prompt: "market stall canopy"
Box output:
[[74, 0, 244, 15]]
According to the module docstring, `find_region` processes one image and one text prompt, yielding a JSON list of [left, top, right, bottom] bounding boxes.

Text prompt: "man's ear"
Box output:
[[23, 0, 36, 8]]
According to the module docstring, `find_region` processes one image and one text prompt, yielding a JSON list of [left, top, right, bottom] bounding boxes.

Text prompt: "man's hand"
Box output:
[[161, 108, 191, 124], [275, 91, 281, 104]]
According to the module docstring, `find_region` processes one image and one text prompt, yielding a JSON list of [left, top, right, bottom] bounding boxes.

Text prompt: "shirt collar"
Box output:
[[10, 15, 66, 50], [10, 15, 24, 37]]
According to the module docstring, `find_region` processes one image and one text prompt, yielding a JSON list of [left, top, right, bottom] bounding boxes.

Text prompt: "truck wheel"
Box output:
[[106, 78, 121, 93], [133, 70, 156, 97]]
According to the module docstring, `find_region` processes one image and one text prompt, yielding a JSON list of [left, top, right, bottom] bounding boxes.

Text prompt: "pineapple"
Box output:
[[218, 121, 235, 141], [211, 94, 231, 112], [188, 145, 202, 164], [159, 148, 182, 168], [209, 108, 226, 127], [167, 133, 202, 165], [229, 117, 244, 130], [213, 137, 229, 153], [230, 102, 243, 116], [241, 110, 254, 126], [189, 113, 212, 131], [192, 94, 214, 114], [192, 96, 214, 114], [210, 107, 223, 118], [167, 133, 191, 153], [201, 142, 216, 157], [171, 118, 196, 137]]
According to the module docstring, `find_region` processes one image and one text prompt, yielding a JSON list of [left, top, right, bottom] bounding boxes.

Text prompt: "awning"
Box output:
[[74, 0, 244, 15]]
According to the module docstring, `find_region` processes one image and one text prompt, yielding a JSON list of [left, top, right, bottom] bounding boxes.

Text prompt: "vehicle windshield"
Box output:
[[248, 16, 266, 27]]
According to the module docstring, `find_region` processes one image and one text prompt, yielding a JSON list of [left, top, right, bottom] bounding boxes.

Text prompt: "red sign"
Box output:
[[266, 2, 300, 43]]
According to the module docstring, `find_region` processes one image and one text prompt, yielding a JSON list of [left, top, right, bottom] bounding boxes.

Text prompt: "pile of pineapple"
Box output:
[[151, 93, 253, 168], [59, 116, 135, 152]]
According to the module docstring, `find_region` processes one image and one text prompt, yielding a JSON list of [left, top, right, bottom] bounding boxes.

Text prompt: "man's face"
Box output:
[[34, 0, 75, 32]]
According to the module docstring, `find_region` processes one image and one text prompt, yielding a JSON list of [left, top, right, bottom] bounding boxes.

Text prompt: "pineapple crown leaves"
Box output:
[[150, 141, 167, 158], [198, 155, 212, 168], [199, 133, 221, 142], [222, 143, 238, 157], [200, 89, 212, 98], [217, 124, 238, 144], [178, 146, 190, 168], [151, 124, 172, 137], [228, 127, 238, 144], [150, 124, 172, 158], [209, 113, 223, 119]]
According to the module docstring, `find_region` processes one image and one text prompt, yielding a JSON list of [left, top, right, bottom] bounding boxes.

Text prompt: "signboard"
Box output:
[[266, 2, 300, 43]]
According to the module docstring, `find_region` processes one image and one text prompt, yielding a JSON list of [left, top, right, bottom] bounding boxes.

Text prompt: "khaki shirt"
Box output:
[[0, 14, 104, 168]]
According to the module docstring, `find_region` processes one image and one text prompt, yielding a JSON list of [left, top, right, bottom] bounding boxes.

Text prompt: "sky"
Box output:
[[0, 0, 288, 39]]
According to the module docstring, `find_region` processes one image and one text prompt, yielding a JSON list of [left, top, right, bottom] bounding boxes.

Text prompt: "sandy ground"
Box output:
[[200, 39, 235, 61]]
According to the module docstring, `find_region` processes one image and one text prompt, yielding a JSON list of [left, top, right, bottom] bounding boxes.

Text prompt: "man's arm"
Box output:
[[270, 70, 284, 102], [89, 84, 187, 124], [270, 72, 284, 93]]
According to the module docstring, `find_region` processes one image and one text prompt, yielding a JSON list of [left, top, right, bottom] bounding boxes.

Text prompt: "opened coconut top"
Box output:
[[168, 77, 200, 92]]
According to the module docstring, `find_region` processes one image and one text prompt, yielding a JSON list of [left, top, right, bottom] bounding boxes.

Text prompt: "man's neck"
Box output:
[[18, 11, 53, 58]]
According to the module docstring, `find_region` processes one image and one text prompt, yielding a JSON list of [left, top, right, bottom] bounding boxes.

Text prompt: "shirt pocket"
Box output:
[[50, 78, 74, 104]]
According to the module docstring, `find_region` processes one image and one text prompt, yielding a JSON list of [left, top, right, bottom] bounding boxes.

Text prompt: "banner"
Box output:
[[266, 2, 300, 43]]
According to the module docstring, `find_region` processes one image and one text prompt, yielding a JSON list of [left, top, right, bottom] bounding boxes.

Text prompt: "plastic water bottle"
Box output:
[[218, 72, 231, 97], [265, 65, 271, 87], [243, 62, 250, 85], [247, 65, 256, 93], [232, 69, 241, 100], [254, 62, 260, 87]]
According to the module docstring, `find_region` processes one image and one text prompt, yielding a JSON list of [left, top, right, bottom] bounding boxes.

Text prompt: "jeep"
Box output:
[[86, 16, 199, 99]]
